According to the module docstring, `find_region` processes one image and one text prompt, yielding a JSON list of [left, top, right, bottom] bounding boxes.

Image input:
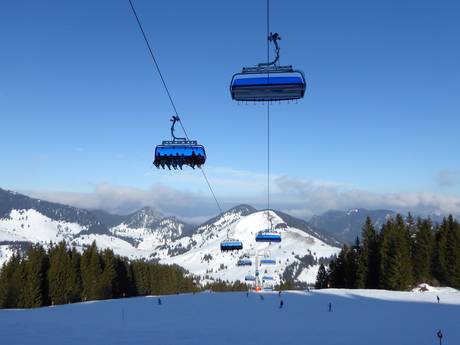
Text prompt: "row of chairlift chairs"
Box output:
[[154, 33, 305, 251], [244, 252, 276, 291]]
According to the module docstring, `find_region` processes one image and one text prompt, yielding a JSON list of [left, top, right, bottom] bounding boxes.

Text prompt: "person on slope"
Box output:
[[279, 300, 284, 309], [158, 298, 162, 305]]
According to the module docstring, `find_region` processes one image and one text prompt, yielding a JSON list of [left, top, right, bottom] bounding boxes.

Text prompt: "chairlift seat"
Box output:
[[230, 68, 306, 102], [220, 239, 243, 252]]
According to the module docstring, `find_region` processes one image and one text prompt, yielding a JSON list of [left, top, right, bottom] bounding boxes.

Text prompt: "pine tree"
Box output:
[[22, 245, 50, 308], [315, 263, 329, 289], [0, 254, 23, 308], [80, 242, 103, 300], [48, 241, 74, 305], [379, 215, 413, 290], [433, 218, 449, 285], [69, 247, 82, 302], [358, 217, 379, 288], [444, 215, 460, 288], [99, 249, 119, 299], [329, 246, 348, 288], [412, 219, 434, 284]]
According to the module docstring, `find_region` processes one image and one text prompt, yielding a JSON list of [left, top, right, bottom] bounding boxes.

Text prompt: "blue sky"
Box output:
[[1, 0, 459, 220]]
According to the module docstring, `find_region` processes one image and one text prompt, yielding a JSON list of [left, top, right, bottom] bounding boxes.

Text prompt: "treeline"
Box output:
[[203, 280, 248, 292], [0, 241, 197, 309], [316, 214, 460, 291]]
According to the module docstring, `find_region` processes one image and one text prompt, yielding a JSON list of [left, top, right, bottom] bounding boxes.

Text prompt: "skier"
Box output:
[[437, 329, 443, 345], [158, 298, 162, 305], [437, 295, 440, 303], [279, 300, 284, 309], [278, 291, 282, 297], [246, 291, 249, 298], [328, 302, 332, 312], [260, 295, 264, 301]]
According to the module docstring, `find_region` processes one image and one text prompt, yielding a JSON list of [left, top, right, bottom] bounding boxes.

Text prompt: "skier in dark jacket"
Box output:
[[328, 302, 332, 312], [158, 298, 162, 305], [279, 300, 284, 309]]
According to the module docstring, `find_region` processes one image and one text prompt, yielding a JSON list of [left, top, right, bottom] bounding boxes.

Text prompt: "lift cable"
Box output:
[[266, 0, 271, 229], [127, 0, 223, 216]]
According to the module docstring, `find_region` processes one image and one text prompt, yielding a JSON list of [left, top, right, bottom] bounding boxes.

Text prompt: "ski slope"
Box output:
[[163, 211, 339, 285], [1, 288, 459, 345]]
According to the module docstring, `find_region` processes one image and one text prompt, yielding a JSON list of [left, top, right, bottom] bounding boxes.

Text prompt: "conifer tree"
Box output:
[[69, 247, 83, 302], [444, 215, 460, 288], [379, 215, 413, 290], [0, 254, 23, 308], [412, 219, 434, 284], [329, 246, 348, 288], [22, 245, 49, 308], [80, 242, 103, 300], [433, 218, 448, 284], [100, 249, 119, 299], [355, 219, 374, 288], [48, 241, 74, 305], [315, 263, 329, 289]]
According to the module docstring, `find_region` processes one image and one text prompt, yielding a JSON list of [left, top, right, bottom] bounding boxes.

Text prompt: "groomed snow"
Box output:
[[0, 288, 458, 345]]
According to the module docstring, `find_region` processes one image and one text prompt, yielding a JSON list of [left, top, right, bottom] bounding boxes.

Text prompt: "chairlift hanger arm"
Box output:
[[170, 116, 186, 141], [258, 32, 281, 67]]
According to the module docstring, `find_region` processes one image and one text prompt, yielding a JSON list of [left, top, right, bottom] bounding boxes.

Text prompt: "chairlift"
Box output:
[[153, 116, 206, 170], [230, 33, 306, 102]]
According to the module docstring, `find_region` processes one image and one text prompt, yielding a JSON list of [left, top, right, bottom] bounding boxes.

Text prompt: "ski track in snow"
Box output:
[[0, 288, 459, 345]]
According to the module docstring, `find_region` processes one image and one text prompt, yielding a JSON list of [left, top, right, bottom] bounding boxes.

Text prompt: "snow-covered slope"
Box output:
[[110, 207, 189, 250], [1, 288, 459, 345], [163, 210, 339, 285]]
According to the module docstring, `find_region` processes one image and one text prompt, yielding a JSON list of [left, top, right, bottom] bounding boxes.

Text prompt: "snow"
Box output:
[[0, 209, 339, 283], [0, 288, 459, 345], [0, 209, 86, 243], [163, 211, 339, 284]]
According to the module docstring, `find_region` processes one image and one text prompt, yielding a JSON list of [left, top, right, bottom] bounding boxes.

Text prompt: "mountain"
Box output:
[[90, 209, 129, 228], [109, 207, 194, 250], [308, 208, 395, 244], [0, 188, 340, 284], [162, 208, 340, 285], [0, 188, 108, 235]]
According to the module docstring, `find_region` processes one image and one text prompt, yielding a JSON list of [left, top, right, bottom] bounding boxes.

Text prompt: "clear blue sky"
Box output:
[[1, 0, 459, 219]]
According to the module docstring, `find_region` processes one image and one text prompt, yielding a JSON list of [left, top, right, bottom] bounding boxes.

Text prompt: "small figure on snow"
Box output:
[[158, 298, 162, 305], [437, 295, 440, 303], [278, 291, 282, 297], [279, 300, 284, 309], [260, 295, 264, 301], [437, 329, 443, 345], [328, 302, 332, 312], [246, 291, 249, 298]]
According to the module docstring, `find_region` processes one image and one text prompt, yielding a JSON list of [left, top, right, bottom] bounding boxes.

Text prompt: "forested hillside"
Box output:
[[316, 214, 460, 290]]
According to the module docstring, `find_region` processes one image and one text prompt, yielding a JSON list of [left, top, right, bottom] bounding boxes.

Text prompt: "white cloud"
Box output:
[[23, 168, 460, 223]]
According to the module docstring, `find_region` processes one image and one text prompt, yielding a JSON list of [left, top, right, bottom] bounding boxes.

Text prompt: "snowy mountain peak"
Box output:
[[163, 209, 340, 285], [122, 207, 164, 229]]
